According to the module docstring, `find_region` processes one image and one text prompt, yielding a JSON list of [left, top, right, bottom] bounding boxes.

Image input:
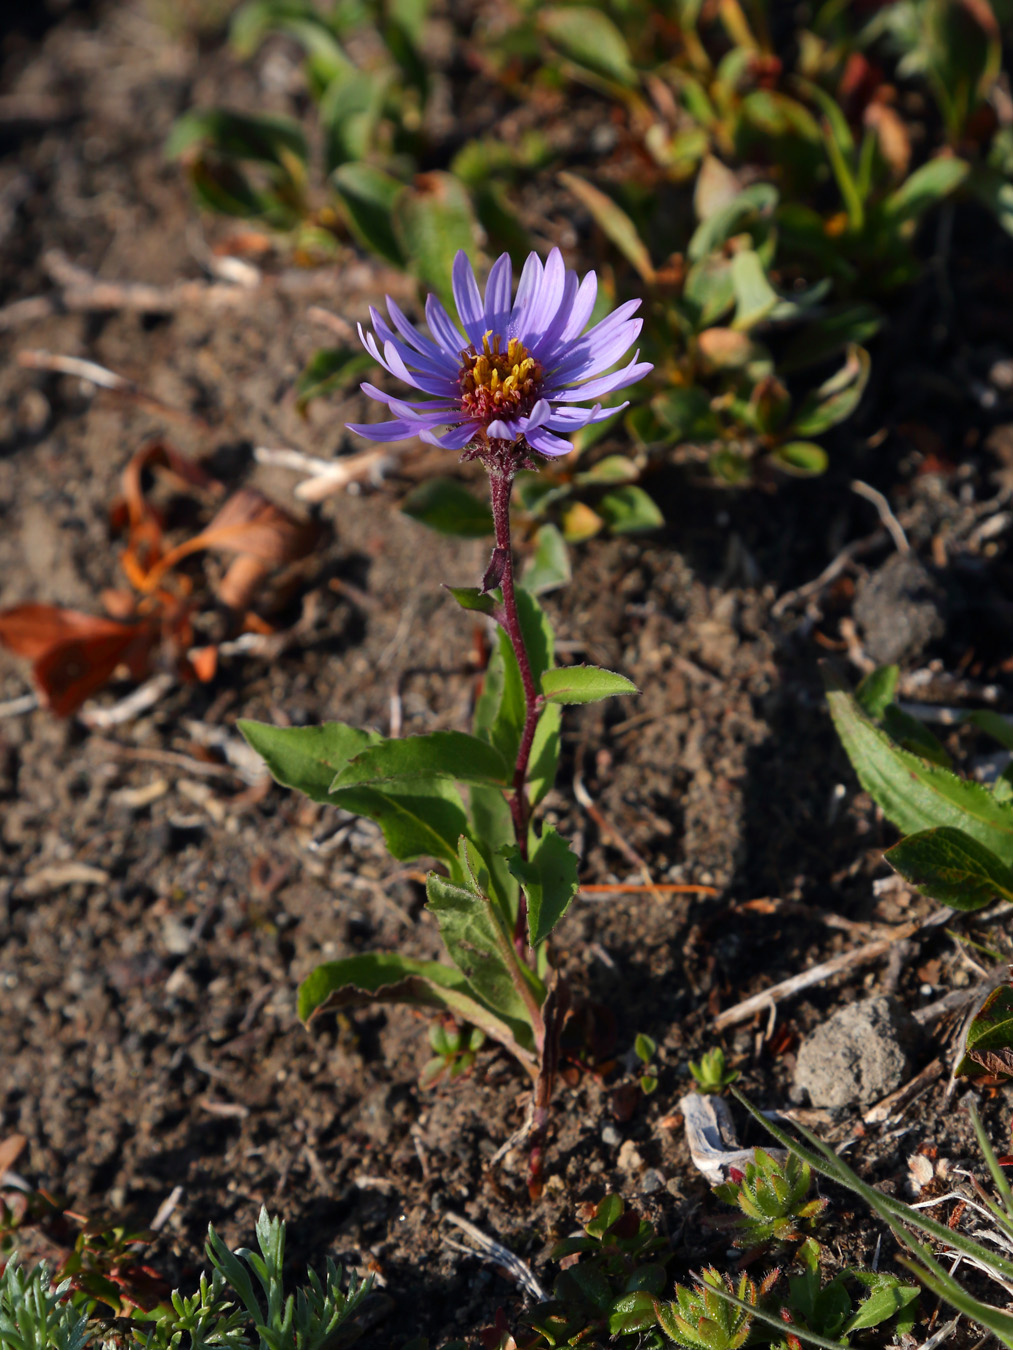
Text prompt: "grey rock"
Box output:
[[601, 1123, 622, 1147], [853, 553, 946, 665], [640, 1169, 665, 1194], [794, 996, 917, 1110]]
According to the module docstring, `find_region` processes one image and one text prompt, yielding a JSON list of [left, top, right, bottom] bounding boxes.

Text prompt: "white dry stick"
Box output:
[[0, 692, 39, 718], [18, 349, 133, 391], [851, 478, 910, 554], [150, 1185, 184, 1233], [443, 1211, 548, 1302], [79, 673, 176, 730], [712, 923, 920, 1031], [253, 444, 398, 502]]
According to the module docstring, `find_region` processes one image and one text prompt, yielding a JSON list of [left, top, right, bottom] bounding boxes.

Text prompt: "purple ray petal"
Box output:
[[545, 321, 644, 387], [529, 270, 579, 361], [382, 339, 460, 397], [452, 251, 486, 345], [483, 253, 513, 334], [543, 401, 627, 431], [545, 300, 643, 377], [384, 298, 459, 374], [519, 247, 566, 347], [420, 422, 478, 449], [425, 292, 467, 360], [370, 309, 458, 381], [346, 419, 420, 442], [526, 426, 574, 457], [508, 252, 543, 337], [558, 271, 598, 344], [550, 352, 654, 402]]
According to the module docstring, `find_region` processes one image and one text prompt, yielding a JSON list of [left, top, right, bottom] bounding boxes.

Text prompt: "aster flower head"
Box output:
[[347, 248, 653, 468]]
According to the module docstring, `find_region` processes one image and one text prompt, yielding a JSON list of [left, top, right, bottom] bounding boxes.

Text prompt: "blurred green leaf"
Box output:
[[320, 67, 388, 170], [401, 477, 494, 538], [770, 440, 828, 475], [855, 664, 900, 720], [687, 183, 778, 261], [167, 107, 308, 166], [238, 719, 378, 804], [574, 455, 640, 486], [295, 347, 373, 413], [331, 162, 405, 266], [522, 523, 572, 595], [539, 6, 637, 88], [558, 173, 655, 282], [730, 248, 779, 330], [957, 983, 1013, 1078], [392, 172, 479, 311], [598, 485, 664, 533], [882, 156, 969, 222], [791, 344, 870, 436]]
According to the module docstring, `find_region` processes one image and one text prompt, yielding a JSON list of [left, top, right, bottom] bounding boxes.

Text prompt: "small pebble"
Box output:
[[601, 1123, 622, 1147]]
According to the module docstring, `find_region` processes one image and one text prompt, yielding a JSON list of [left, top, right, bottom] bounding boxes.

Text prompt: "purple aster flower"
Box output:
[[346, 248, 652, 462]]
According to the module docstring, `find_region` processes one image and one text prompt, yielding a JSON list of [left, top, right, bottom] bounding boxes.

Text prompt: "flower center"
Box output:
[[459, 331, 542, 424]]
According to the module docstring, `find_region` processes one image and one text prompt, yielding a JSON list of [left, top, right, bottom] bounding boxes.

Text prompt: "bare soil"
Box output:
[[4, 5, 1013, 1346]]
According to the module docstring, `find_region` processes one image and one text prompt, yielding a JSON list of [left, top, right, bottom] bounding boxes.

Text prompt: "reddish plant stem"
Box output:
[[487, 468, 540, 942]]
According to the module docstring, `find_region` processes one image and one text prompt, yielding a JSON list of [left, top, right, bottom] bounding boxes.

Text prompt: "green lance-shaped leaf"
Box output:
[[541, 664, 638, 705], [445, 585, 499, 618], [331, 162, 405, 267], [522, 523, 571, 595], [238, 719, 472, 868], [885, 826, 1013, 911], [730, 248, 779, 331], [332, 730, 510, 791], [957, 983, 1013, 1079], [791, 344, 870, 437], [598, 485, 664, 533], [331, 780, 471, 871], [538, 6, 637, 88], [238, 719, 380, 803], [320, 66, 388, 171], [507, 824, 580, 947], [295, 348, 374, 414], [842, 1274, 920, 1335], [882, 156, 970, 223], [824, 666, 1013, 865], [426, 859, 544, 1043], [401, 477, 494, 538], [297, 951, 538, 1074], [558, 173, 655, 282], [855, 664, 900, 720], [770, 441, 828, 475], [166, 107, 309, 167], [392, 172, 480, 312]]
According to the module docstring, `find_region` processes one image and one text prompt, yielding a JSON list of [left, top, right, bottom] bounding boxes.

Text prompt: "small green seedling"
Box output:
[[713, 1149, 826, 1252], [688, 1047, 738, 1094], [420, 1020, 486, 1089], [655, 1269, 759, 1350], [635, 1032, 658, 1095]]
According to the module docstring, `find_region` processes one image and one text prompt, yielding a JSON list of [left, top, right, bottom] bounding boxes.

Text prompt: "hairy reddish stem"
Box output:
[[487, 468, 540, 944]]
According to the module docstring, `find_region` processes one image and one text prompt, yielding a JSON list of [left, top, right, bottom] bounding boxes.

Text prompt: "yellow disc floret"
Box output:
[[459, 332, 543, 423]]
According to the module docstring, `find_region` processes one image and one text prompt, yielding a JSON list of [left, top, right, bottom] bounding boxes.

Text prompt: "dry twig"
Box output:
[[851, 479, 910, 553], [443, 1211, 548, 1302]]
